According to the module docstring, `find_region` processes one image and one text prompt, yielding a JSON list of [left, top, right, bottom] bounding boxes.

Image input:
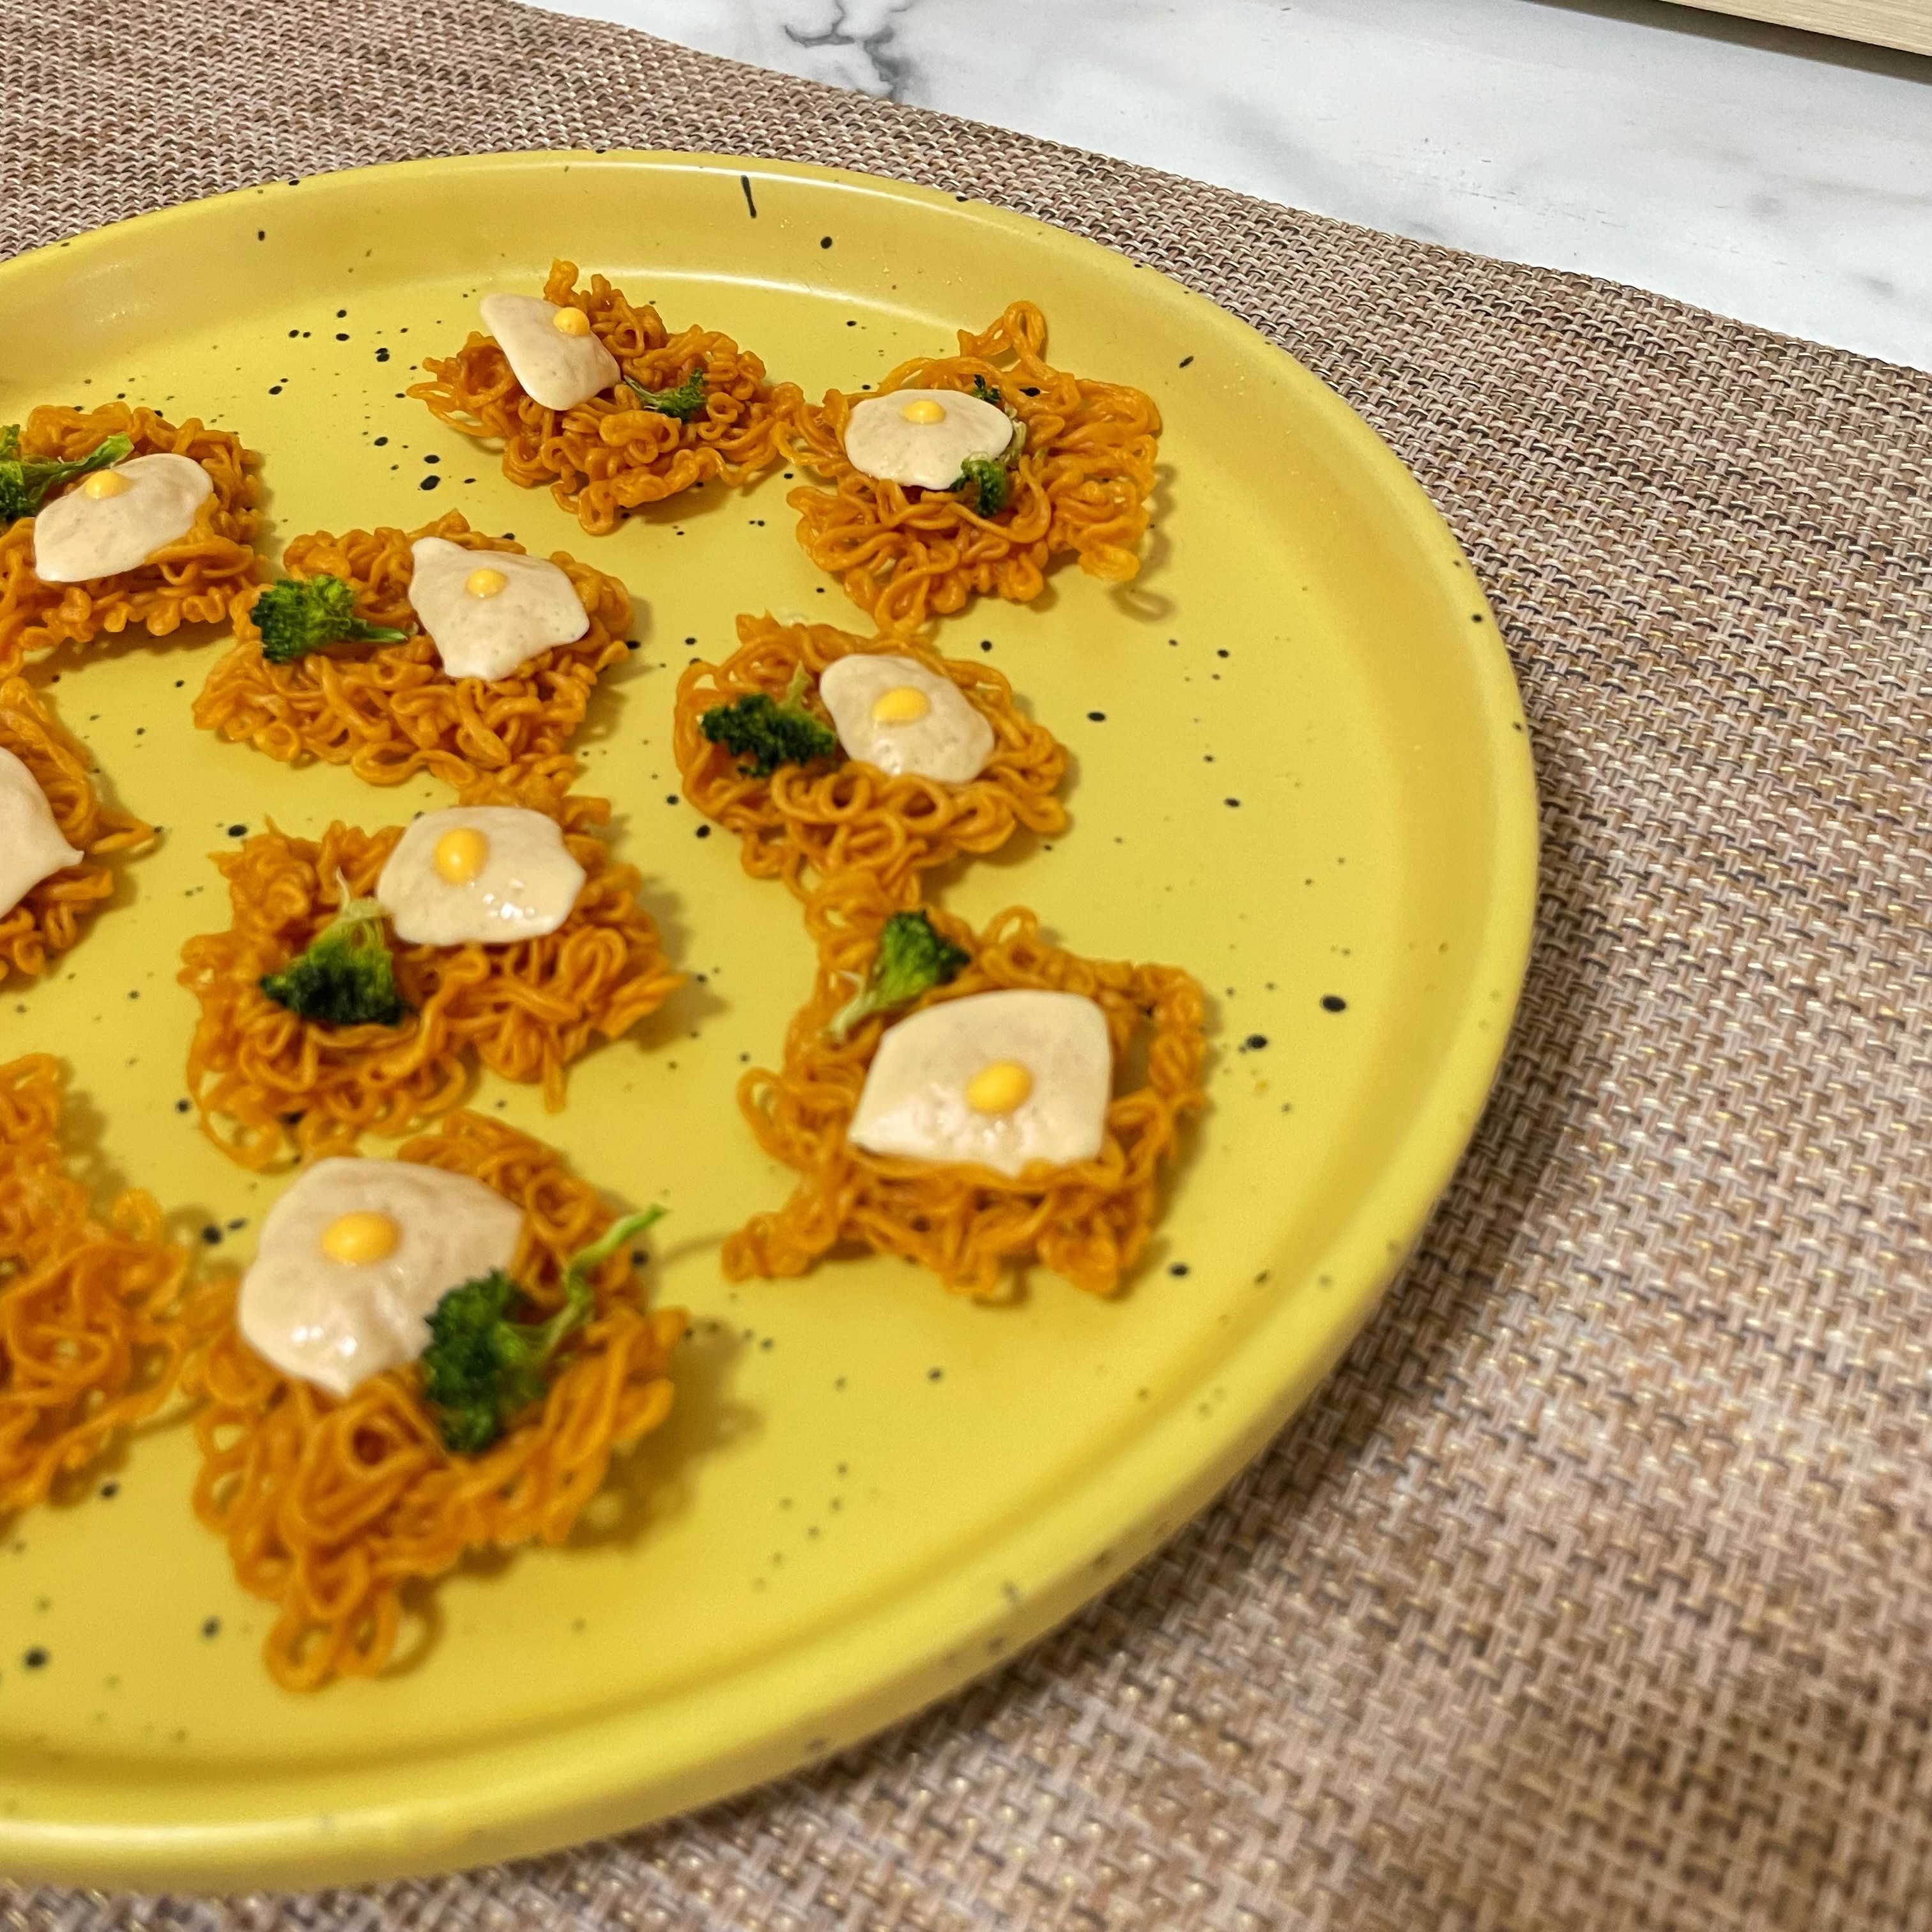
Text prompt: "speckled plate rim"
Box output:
[[0, 150, 1537, 1891]]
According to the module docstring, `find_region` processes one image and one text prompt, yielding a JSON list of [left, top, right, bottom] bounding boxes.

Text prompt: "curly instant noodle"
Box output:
[[0, 677, 151, 986], [0, 402, 262, 674], [726, 882, 1206, 1298], [782, 302, 1161, 632], [185, 1110, 687, 1690], [180, 789, 681, 1170], [409, 260, 799, 535], [192, 511, 630, 790], [1, 1055, 221, 1517], [674, 613, 1068, 905]]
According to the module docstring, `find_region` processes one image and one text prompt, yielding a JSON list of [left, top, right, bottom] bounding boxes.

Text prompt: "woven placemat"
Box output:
[[11, 2, 1932, 1926]]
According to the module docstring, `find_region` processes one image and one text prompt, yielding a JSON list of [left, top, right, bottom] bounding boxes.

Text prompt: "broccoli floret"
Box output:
[[420, 1208, 667, 1453], [828, 910, 971, 1039], [259, 893, 408, 1027], [970, 375, 1004, 407], [953, 456, 1011, 516], [625, 369, 709, 420], [254, 574, 410, 664], [0, 426, 134, 523], [700, 666, 840, 779]]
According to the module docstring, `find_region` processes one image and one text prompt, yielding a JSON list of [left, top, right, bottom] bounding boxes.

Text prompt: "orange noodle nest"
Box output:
[[193, 510, 631, 790], [185, 1110, 687, 1689], [781, 301, 1161, 632], [0, 402, 263, 675], [726, 880, 1206, 1299], [2, 1055, 225, 1517], [179, 785, 682, 1172], [0, 675, 152, 987], [674, 613, 1068, 905], [409, 259, 800, 535]]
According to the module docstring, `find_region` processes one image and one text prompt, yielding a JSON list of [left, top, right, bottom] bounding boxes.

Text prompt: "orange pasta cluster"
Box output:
[[185, 1110, 687, 1690], [1, 1055, 221, 1517], [179, 790, 681, 1170], [674, 613, 1067, 905], [193, 510, 630, 790], [0, 675, 151, 986], [782, 302, 1161, 632], [410, 260, 799, 535], [0, 402, 262, 673], [726, 880, 1206, 1299]]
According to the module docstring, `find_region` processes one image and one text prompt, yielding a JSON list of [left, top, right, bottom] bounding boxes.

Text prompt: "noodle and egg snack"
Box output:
[[0, 402, 261, 673], [193, 510, 630, 791], [726, 884, 1206, 1299], [0, 675, 152, 988], [1, 1055, 226, 1517], [179, 786, 681, 1171], [185, 1110, 686, 1689], [409, 259, 799, 535], [674, 613, 1067, 905], [781, 302, 1161, 632]]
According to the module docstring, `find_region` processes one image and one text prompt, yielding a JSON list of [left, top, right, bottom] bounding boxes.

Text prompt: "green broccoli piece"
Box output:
[[828, 910, 971, 1039], [0, 425, 134, 524], [700, 666, 840, 779], [254, 574, 410, 664], [420, 1208, 667, 1454], [625, 369, 709, 420], [953, 456, 1011, 516], [970, 375, 1004, 407], [259, 893, 408, 1027]]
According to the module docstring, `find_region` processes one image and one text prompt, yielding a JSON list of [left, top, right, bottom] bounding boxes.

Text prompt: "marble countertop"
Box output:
[[530, 0, 1932, 372]]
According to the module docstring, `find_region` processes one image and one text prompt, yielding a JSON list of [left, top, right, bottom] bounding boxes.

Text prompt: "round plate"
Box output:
[[0, 152, 1535, 1889]]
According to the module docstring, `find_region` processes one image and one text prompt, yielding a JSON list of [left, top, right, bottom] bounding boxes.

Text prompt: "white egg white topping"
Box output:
[[375, 804, 586, 947], [239, 1157, 525, 1397], [848, 989, 1112, 1178], [406, 537, 590, 682], [0, 746, 82, 917], [818, 654, 995, 785], [841, 388, 1014, 491], [479, 293, 622, 412], [31, 453, 212, 585]]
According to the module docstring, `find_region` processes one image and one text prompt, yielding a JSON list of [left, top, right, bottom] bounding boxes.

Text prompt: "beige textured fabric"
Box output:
[[8, 2, 1932, 1926]]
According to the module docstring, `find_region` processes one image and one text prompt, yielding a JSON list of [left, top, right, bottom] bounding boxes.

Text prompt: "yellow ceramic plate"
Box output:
[[0, 153, 1534, 1889]]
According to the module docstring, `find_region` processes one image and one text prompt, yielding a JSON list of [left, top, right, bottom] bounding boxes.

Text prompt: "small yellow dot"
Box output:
[[965, 1061, 1032, 1115], [433, 826, 490, 884], [80, 470, 131, 500], [871, 684, 931, 724], [464, 566, 508, 599], [319, 1211, 400, 1265], [900, 398, 947, 424], [552, 306, 593, 337]]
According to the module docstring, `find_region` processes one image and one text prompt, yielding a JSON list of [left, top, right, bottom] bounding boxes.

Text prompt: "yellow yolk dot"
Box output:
[[433, 826, 490, 884], [871, 685, 931, 725], [80, 470, 131, 500], [319, 1211, 401, 1266], [464, 566, 509, 599], [900, 398, 947, 424], [965, 1060, 1033, 1116], [552, 306, 593, 337]]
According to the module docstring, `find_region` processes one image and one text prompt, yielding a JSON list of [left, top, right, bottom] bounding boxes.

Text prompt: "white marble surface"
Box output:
[[529, 0, 1932, 372]]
